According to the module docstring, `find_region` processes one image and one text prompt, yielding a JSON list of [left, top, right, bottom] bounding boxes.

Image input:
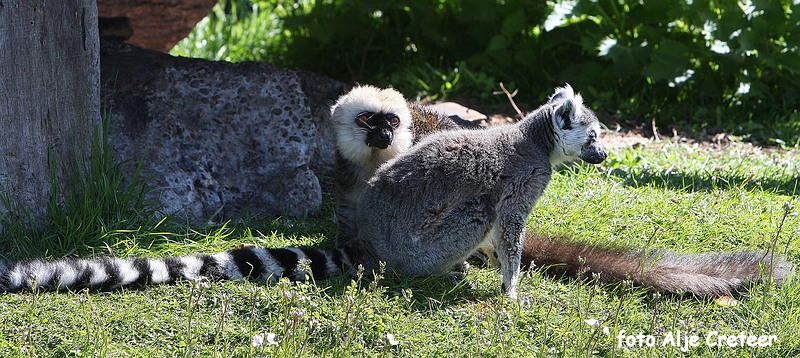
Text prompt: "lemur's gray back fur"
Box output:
[[349, 85, 606, 298]]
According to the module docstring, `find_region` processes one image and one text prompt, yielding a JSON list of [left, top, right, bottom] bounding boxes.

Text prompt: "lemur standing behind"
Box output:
[[329, 85, 472, 243], [329, 85, 792, 298]]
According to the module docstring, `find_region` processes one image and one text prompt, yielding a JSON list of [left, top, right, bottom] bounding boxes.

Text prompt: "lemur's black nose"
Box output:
[[378, 129, 392, 143], [367, 129, 393, 149], [581, 145, 607, 164]]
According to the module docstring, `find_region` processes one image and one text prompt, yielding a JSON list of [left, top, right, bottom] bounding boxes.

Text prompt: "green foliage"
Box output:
[[172, 0, 286, 62], [562, 0, 800, 142], [173, 0, 800, 143], [173, 0, 550, 99]]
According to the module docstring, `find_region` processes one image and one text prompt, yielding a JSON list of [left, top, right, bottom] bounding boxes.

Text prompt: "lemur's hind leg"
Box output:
[[387, 195, 495, 280]]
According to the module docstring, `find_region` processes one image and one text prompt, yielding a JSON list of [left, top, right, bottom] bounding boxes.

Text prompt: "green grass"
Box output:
[[0, 112, 156, 260], [171, 0, 286, 64], [0, 137, 797, 357]]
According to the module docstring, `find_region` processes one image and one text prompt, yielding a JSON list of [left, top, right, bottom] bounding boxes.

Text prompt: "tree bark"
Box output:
[[0, 1, 100, 228]]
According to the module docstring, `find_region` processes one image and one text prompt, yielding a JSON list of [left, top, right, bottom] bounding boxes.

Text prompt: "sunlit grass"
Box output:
[[0, 137, 797, 356]]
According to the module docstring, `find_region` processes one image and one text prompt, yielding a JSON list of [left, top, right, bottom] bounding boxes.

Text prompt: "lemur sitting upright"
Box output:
[[328, 85, 792, 298]]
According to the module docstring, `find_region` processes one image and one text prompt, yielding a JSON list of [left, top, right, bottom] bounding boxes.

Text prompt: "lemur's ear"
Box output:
[[554, 98, 577, 130], [549, 84, 575, 104]]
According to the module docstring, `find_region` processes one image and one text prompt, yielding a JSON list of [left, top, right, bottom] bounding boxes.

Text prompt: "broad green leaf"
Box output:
[[486, 35, 509, 52], [502, 11, 527, 37], [643, 39, 691, 82]]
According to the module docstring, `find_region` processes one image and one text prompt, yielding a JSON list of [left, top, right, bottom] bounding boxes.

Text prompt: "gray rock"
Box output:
[[101, 42, 347, 222], [426, 102, 488, 124]]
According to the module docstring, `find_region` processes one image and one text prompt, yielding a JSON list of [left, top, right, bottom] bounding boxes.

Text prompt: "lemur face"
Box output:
[[330, 85, 413, 164], [578, 120, 606, 164], [549, 85, 607, 165], [354, 111, 401, 149]]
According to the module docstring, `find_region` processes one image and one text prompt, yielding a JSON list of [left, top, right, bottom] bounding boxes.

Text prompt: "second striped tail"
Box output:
[[0, 246, 355, 293]]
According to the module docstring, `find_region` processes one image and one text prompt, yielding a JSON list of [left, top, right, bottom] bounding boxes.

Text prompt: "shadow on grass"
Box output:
[[605, 167, 800, 196], [313, 272, 501, 311]]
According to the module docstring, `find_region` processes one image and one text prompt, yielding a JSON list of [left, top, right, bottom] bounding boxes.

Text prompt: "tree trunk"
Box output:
[[0, 1, 100, 229]]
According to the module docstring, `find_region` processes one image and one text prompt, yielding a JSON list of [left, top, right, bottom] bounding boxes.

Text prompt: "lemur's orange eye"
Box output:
[[386, 114, 400, 127], [355, 112, 373, 126]]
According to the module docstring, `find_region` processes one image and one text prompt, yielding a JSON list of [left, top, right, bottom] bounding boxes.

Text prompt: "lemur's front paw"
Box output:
[[448, 271, 474, 289], [501, 282, 518, 300]]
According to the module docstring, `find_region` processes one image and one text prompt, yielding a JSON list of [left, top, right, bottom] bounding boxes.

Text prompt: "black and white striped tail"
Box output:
[[0, 247, 354, 293]]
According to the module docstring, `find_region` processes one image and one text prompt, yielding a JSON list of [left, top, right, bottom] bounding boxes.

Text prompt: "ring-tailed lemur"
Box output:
[[346, 85, 608, 298], [0, 86, 792, 297], [329, 85, 793, 298]]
